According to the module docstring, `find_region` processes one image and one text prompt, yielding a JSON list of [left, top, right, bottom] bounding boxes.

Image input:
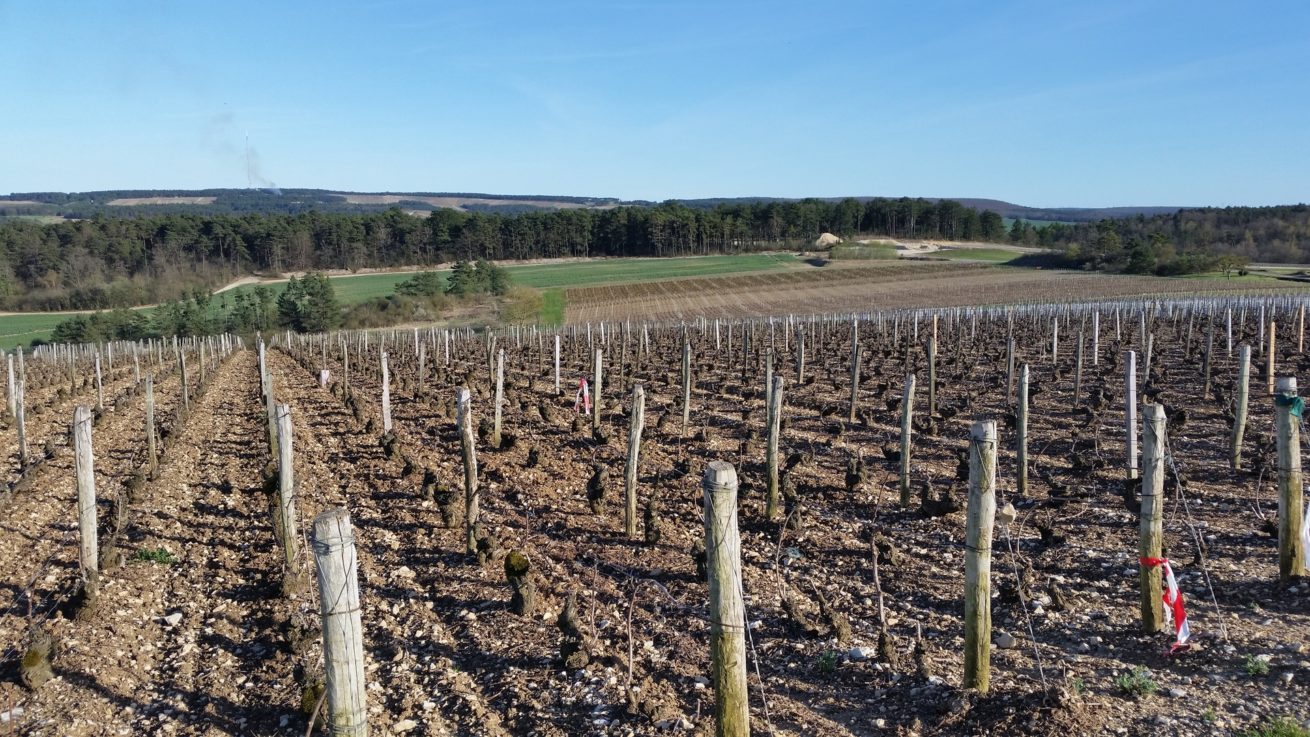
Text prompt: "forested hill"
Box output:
[[0, 197, 1004, 311]]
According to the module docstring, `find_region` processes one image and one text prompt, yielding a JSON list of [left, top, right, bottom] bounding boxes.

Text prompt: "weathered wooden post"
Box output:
[[94, 352, 104, 412], [417, 342, 427, 396], [1051, 317, 1059, 365], [899, 374, 916, 507], [179, 347, 190, 411], [963, 421, 997, 693], [311, 508, 368, 736], [1006, 334, 1015, 405], [145, 374, 157, 474], [554, 334, 561, 395], [1139, 403, 1166, 632], [457, 388, 479, 555], [1074, 332, 1084, 405], [5, 353, 13, 418], [74, 406, 98, 577], [1203, 314, 1215, 398], [1274, 377, 1307, 581], [703, 461, 748, 737], [624, 384, 646, 539], [766, 375, 784, 520], [380, 351, 393, 433], [681, 338, 692, 433], [492, 349, 504, 448], [14, 376, 28, 465], [1092, 311, 1100, 366], [927, 333, 937, 416], [276, 403, 302, 580], [848, 341, 861, 423], [1267, 322, 1277, 395], [1017, 364, 1029, 495], [593, 348, 604, 431], [1231, 344, 1251, 470], [1125, 350, 1138, 480], [796, 327, 806, 384], [764, 349, 774, 421]]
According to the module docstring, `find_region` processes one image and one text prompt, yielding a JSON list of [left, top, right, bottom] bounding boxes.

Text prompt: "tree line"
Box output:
[[1026, 205, 1309, 274], [0, 198, 1004, 312]]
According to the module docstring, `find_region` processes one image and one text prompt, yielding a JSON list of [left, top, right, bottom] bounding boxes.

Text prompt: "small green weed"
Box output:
[[817, 649, 838, 674], [132, 548, 176, 565], [1113, 666, 1157, 698], [1070, 677, 1086, 695], [1244, 654, 1271, 677], [1202, 707, 1218, 724], [1239, 717, 1310, 737]]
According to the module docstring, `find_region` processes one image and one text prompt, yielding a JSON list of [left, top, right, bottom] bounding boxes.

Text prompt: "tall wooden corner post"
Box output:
[[963, 421, 997, 692], [1274, 377, 1307, 581], [703, 461, 748, 736]]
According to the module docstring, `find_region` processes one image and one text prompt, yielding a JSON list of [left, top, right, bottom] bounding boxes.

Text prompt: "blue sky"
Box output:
[[2, 0, 1307, 207]]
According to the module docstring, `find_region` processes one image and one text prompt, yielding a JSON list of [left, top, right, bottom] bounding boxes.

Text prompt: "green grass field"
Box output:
[[0, 253, 801, 349], [933, 247, 1026, 263]]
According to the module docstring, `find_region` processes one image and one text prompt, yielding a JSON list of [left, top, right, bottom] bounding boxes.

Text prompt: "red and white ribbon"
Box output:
[[573, 378, 591, 415], [1139, 557, 1190, 650]]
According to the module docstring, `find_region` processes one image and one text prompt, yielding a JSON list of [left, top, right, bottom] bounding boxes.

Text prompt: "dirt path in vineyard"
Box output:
[[266, 348, 471, 736], [0, 350, 307, 736]]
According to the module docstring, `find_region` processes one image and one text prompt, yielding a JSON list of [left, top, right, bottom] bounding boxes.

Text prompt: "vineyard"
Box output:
[[0, 294, 1308, 737], [562, 262, 1307, 323]]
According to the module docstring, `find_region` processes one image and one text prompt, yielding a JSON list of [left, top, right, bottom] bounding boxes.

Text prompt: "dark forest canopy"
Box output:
[[0, 197, 1005, 311]]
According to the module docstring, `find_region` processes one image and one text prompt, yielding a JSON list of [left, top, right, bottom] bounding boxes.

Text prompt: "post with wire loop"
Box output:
[[703, 461, 748, 736], [1274, 377, 1307, 582], [275, 403, 305, 594], [74, 406, 98, 579], [312, 507, 368, 736], [1139, 403, 1166, 632], [963, 420, 997, 692]]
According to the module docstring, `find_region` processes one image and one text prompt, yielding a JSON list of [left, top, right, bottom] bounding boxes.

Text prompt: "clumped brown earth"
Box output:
[[564, 263, 1307, 323], [1, 305, 1309, 737]]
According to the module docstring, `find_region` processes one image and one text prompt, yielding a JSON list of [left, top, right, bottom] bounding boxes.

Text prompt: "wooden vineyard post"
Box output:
[[848, 342, 861, 423], [927, 333, 938, 416], [1092, 311, 1100, 366], [492, 349, 504, 449], [1051, 318, 1059, 365], [74, 406, 99, 578], [1274, 377, 1307, 581], [624, 384, 646, 539], [180, 348, 190, 412], [94, 352, 104, 412], [766, 375, 784, 520], [1125, 351, 1138, 480], [681, 338, 692, 433], [276, 404, 301, 578], [764, 349, 773, 421], [1232, 345, 1251, 470], [380, 351, 393, 434], [311, 508, 368, 736], [6, 353, 13, 418], [1139, 403, 1166, 632], [1300, 304, 1306, 354], [554, 334, 561, 395], [593, 348, 604, 432], [963, 420, 997, 693], [899, 374, 915, 507], [15, 379, 26, 466], [1143, 332, 1153, 388], [145, 374, 157, 474], [1074, 332, 1084, 406], [703, 461, 748, 737], [1006, 335, 1015, 405], [1267, 322, 1277, 395], [1017, 364, 1029, 495], [1203, 314, 1215, 399], [796, 327, 805, 384], [417, 342, 427, 396], [457, 388, 479, 555]]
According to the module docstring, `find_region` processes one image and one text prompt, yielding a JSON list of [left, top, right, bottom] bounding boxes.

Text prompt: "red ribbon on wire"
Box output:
[[1139, 557, 1191, 652]]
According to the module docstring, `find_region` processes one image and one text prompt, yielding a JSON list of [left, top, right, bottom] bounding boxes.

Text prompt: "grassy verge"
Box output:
[[933, 248, 1026, 264], [539, 289, 566, 326]]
